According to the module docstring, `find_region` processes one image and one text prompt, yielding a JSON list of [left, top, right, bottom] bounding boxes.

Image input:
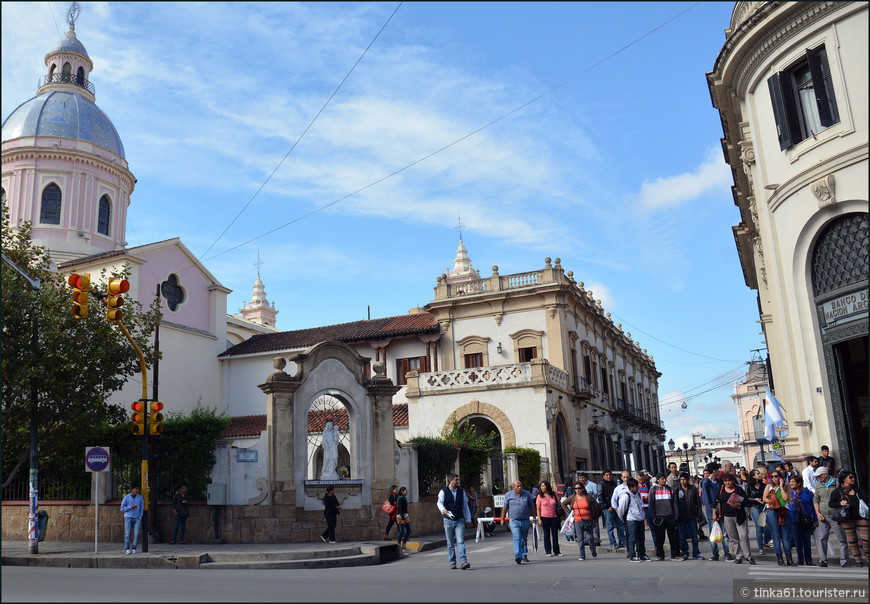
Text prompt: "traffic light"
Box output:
[[149, 401, 164, 435], [131, 400, 145, 435], [68, 273, 90, 319], [106, 277, 129, 322]]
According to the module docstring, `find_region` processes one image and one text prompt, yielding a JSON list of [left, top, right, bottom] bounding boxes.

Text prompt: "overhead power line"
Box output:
[[202, 2, 700, 263], [198, 2, 404, 261]]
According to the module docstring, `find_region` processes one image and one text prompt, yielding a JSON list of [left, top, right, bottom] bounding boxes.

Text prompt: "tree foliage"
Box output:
[[409, 418, 498, 495], [443, 418, 497, 489], [504, 446, 542, 490], [407, 436, 455, 496], [1, 207, 162, 488]]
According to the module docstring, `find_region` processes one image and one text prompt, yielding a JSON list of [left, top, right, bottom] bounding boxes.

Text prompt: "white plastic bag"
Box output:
[[560, 511, 575, 536], [709, 521, 724, 543]]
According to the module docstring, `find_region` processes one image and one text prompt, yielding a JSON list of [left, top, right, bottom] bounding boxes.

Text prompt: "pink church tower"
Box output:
[[2, 4, 134, 263]]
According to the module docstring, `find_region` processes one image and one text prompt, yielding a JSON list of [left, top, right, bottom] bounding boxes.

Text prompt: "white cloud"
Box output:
[[636, 148, 732, 212]]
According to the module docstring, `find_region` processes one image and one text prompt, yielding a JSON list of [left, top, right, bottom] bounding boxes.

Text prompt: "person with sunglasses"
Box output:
[[828, 471, 868, 568], [763, 470, 794, 566]]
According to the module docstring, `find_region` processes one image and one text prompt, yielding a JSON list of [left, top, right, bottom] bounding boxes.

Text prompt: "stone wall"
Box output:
[[2, 499, 460, 544]]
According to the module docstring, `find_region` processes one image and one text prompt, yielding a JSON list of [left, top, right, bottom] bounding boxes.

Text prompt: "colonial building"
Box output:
[[213, 242, 667, 505], [707, 1, 868, 482]]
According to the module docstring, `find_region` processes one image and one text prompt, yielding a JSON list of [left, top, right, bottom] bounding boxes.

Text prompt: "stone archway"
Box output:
[[441, 400, 516, 447]]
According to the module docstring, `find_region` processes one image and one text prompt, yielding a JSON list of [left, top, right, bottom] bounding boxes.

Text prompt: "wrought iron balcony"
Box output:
[[39, 72, 95, 95]]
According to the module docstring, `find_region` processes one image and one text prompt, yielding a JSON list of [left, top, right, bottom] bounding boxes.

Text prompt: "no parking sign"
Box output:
[[85, 446, 110, 472]]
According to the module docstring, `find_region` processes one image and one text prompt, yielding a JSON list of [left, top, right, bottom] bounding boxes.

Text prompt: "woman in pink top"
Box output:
[[536, 480, 563, 557]]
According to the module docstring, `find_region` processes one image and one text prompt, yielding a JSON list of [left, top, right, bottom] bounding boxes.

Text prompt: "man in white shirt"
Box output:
[[436, 473, 472, 569], [801, 456, 820, 493]]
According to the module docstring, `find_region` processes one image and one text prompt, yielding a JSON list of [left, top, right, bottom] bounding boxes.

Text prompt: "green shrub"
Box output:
[[408, 436, 456, 495], [503, 446, 541, 489]]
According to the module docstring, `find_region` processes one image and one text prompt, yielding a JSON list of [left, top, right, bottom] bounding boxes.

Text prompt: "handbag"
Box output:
[[830, 506, 850, 522], [757, 504, 767, 528], [579, 518, 593, 531], [859, 500, 869, 519], [396, 514, 408, 525], [382, 500, 396, 515]]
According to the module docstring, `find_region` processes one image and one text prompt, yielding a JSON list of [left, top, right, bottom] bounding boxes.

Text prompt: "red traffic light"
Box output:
[[107, 278, 130, 295], [68, 273, 90, 290]]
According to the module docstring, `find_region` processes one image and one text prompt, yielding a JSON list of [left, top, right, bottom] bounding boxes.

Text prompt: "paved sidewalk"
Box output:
[[1, 525, 494, 569]]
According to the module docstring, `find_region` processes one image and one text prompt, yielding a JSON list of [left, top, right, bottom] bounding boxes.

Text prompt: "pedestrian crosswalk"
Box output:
[[747, 566, 867, 579]]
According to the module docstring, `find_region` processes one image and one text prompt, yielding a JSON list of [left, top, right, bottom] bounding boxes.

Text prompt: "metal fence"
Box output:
[[2, 474, 91, 501]]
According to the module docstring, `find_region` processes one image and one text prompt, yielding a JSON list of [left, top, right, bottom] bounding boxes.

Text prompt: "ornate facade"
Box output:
[[707, 2, 868, 480]]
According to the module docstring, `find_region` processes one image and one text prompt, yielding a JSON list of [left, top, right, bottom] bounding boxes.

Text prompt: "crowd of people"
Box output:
[[307, 445, 867, 572], [428, 445, 867, 569]]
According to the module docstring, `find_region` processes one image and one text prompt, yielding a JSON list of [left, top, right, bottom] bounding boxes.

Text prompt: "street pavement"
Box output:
[[3, 525, 868, 603]]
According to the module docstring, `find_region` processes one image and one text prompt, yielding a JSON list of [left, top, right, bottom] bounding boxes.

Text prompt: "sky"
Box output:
[[1, 1, 765, 451]]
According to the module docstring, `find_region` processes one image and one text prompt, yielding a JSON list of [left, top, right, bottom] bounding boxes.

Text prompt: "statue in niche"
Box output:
[[320, 421, 340, 480]]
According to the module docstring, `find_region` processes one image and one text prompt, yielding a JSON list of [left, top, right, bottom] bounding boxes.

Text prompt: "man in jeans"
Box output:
[[120, 485, 144, 554], [618, 478, 650, 562], [502, 479, 536, 564], [600, 470, 626, 549], [649, 473, 681, 561], [437, 473, 472, 569], [701, 463, 732, 561], [676, 472, 704, 560]]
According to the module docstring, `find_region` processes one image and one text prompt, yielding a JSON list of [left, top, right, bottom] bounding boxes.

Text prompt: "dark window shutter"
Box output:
[[806, 47, 839, 127], [767, 72, 801, 150]]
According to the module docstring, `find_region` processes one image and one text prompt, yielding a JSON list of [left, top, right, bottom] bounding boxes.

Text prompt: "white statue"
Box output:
[[320, 421, 340, 480]]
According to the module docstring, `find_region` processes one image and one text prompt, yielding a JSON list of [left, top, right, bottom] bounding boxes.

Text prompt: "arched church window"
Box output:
[[160, 273, 186, 312], [40, 184, 62, 225], [1, 188, 6, 206], [97, 195, 111, 236], [49, 64, 56, 77], [76, 66, 84, 86], [62, 62, 71, 80]]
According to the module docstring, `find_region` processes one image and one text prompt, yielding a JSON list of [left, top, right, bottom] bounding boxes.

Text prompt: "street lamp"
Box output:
[[668, 438, 675, 451]]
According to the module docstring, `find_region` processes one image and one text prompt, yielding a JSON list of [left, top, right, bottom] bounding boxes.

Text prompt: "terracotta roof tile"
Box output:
[[218, 313, 438, 357], [221, 404, 409, 438]]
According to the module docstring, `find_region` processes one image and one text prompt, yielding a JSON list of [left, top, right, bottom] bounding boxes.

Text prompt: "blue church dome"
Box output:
[[2, 90, 125, 158], [50, 32, 89, 58]]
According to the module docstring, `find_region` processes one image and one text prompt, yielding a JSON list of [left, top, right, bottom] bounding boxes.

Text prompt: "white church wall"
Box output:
[[212, 433, 267, 506]]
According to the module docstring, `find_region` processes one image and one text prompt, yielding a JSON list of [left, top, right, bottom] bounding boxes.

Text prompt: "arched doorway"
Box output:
[[459, 415, 502, 491], [811, 212, 868, 485]]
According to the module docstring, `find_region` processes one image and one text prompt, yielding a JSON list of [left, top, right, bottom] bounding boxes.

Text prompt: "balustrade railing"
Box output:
[[507, 271, 539, 288], [40, 72, 96, 95], [420, 363, 532, 392]]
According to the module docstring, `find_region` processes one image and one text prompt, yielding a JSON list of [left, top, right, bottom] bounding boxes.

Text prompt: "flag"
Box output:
[[764, 387, 789, 440]]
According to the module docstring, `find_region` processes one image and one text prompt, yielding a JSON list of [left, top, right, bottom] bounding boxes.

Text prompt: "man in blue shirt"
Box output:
[[120, 485, 144, 554], [437, 473, 472, 569], [701, 463, 732, 561], [502, 480, 536, 564]]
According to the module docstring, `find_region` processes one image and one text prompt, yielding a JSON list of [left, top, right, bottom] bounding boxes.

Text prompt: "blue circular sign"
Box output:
[[86, 447, 110, 472]]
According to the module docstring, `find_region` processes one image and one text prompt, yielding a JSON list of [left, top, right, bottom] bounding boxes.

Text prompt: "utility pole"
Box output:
[[2, 253, 42, 554]]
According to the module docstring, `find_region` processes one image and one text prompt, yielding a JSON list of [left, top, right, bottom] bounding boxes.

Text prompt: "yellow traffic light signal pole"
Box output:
[[93, 288, 152, 553]]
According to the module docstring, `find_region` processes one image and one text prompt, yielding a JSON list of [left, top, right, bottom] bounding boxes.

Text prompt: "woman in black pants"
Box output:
[[321, 486, 341, 543], [536, 480, 563, 556]]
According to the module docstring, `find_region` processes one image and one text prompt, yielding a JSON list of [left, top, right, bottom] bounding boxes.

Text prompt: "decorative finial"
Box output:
[[254, 249, 264, 278], [67, 2, 80, 30], [454, 211, 465, 241]]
